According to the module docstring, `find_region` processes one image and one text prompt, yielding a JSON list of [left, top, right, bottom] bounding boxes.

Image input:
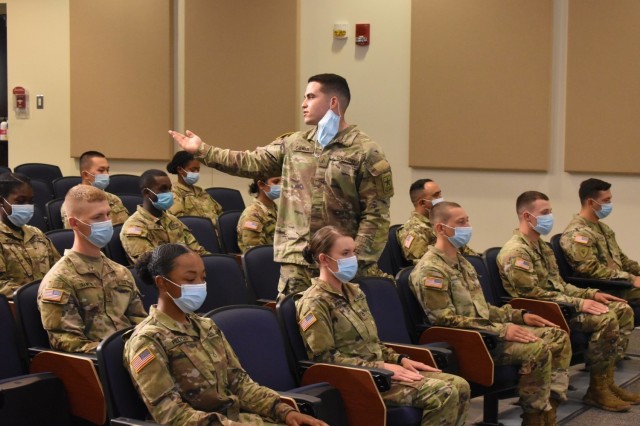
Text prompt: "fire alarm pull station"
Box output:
[[355, 23, 370, 46], [12, 87, 29, 119]]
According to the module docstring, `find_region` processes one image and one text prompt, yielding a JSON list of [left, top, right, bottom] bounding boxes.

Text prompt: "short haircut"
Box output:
[[429, 201, 462, 224], [516, 191, 549, 214], [166, 151, 195, 175], [64, 184, 107, 217], [140, 169, 168, 191], [308, 73, 351, 109], [79, 151, 106, 171], [579, 178, 611, 205], [0, 172, 31, 198], [409, 178, 433, 205]]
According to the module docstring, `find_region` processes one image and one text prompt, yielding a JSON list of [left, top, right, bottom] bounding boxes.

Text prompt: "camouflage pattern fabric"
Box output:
[[120, 206, 209, 264], [0, 221, 60, 297], [37, 250, 147, 353], [237, 199, 277, 254], [124, 306, 293, 425], [410, 245, 570, 411], [297, 278, 470, 425], [169, 181, 223, 226]]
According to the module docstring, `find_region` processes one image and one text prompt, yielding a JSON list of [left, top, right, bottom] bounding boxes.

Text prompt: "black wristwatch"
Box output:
[[397, 355, 410, 365]]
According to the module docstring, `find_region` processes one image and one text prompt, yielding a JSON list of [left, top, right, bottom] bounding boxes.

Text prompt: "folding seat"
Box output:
[[205, 187, 245, 212], [45, 228, 74, 254], [199, 254, 252, 313], [178, 215, 222, 254], [118, 194, 143, 215], [28, 204, 48, 232], [30, 178, 53, 215], [127, 266, 158, 312], [242, 244, 279, 306], [217, 210, 242, 254], [105, 174, 140, 196], [387, 224, 412, 276], [45, 198, 65, 230], [15, 163, 63, 191], [105, 224, 131, 266], [52, 176, 82, 199]]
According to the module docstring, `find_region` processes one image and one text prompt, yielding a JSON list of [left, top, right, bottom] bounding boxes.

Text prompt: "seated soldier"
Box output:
[[560, 178, 640, 307], [410, 201, 571, 425], [397, 179, 478, 264], [237, 176, 281, 253], [0, 172, 60, 297], [498, 191, 637, 412], [166, 150, 223, 225], [125, 243, 326, 426], [120, 169, 209, 264], [62, 150, 129, 227], [37, 185, 147, 353]]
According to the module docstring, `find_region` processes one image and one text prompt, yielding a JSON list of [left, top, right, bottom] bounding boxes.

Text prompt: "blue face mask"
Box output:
[[88, 172, 110, 190], [183, 170, 200, 185], [316, 103, 340, 147], [76, 219, 114, 248], [2, 201, 34, 227], [148, 189, 174, 211], [443, 224, 473, 249], [327, 255, 358, 283], [265, 184, 281, 200], [530, 213, 554, 236], [164, 277, 207, 313], [592, 200, 613, 220]]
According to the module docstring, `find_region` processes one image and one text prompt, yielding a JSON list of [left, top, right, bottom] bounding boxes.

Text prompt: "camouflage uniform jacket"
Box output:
[[120, 206, 209, 264], [237, 199, 277, 253], [410, 245, 526, 338], [195, 125, 393, 269], [37, 250, 147, 353], [124, 306, 294, 425], [296, 277, 401, 368], [169, 181, 223, 226], [498, 230, 598, 311], [397, 211, 479, 264], [560, 214, 640, 282], [0, 222, 61, 297], [62, 191, 130, 228]]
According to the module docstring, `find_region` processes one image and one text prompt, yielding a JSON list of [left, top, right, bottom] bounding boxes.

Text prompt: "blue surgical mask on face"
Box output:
[[592, 200, 613, 220], [326, 255, 358, 283], [164, 277, 207, 313], [265, 184, 281, 200], [316, 102, 340, 147], [147, 189, 174, 211], [76, 219, 114, 248], [529, 212, 554, 236], [182, 169, 200, 185], [2, 201, 34, 227], [88, 172, 110, 190], [442, 224, 473, 249]]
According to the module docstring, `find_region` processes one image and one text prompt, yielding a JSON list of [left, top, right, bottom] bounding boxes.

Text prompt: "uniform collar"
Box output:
[[313, 277, 360, 303], [149, 305, 211, 339], [137, 205, 164, 224], [254, 198, 277, 215], [429, 244, 464, 269], [65, 249, 109, 276], [0, 220, 36, 241], [306, 124, 358, 147], [173, 181, 202, 195], [411, 211, 431, 225]]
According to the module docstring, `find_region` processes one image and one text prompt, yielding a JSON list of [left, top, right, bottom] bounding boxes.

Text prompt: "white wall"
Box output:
[[299, 0, 640, 259], [6, 0, 640, 257]]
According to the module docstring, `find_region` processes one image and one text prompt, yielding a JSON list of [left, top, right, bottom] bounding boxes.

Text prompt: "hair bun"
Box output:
[[302, 245, 315, 264]]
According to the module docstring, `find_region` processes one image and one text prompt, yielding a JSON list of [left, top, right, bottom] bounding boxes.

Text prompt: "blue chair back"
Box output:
[[15, 163, 63, 190], [127, 266, 158, 312], [199, 254, 250, 313], [105, 174, 140, 196], [45, 229, 74, 254], [52, 176, 82, 199], [118, 194, 143, 215], [13, 280, 51, 349], [483, 247, 512, 303], [276, 293, 310, 363], [464, 255, 500, 306], [105, 224, 130, 266], [45, 198, 65, 230], [178, 216, 222, 254], [205, 187, 245, 212], [242, 245, 279, 301], [31, 179, 54, 214], [0, 295, 28, 379], [395, 266, 429, 327], [28, 204, 49, 232], [217, 210, 242, 254], [388, 224, 412, 276]]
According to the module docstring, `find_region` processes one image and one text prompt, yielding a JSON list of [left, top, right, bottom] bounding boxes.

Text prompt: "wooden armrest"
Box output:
[[509, 298, 570, 334], [29, 350, 106, 425], [384, 342, 436, 367], [256, 299, 276, 311], [419, 326, 494, 386], [300, 363, 386, 426]]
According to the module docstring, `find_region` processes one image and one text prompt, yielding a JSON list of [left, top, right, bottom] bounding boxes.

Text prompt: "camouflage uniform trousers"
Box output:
[[569, 301, 634, 371], [494, 326, 571, 412], [277, 263, 394, 298], [382, 371, 470, 426], [225, 414, 283, 425]]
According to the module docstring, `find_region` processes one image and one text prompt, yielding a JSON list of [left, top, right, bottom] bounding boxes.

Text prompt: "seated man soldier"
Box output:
[[560, 178, 640, 308], [410, 201, 571, 425], [498, 190, 638, 412], [120, 169, 209, 264], [62, 150, 129, 227], [397, 179, 478, 264], [38, 185, 147, 353]]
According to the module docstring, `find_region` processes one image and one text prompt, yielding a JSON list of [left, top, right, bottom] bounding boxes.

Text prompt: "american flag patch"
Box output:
[[299, 312, 317, 332], [514, 258, 531, 271], [423, 277, 443, 288], [130, 347, 156, 373], [126, 226, 142, 236], [574, 235, 589, 244], [42, 288, 64, 302], [243, 221, 259, 230], [404, 235, 414, 249]]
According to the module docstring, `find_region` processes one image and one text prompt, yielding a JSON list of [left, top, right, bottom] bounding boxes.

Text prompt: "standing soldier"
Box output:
[[498, 191, 637, 412], [170, 73, 393, 297], [410, 201, 571, 425]]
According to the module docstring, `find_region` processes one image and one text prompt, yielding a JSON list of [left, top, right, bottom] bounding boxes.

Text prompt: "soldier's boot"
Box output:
[[544, 399, 560, 426], [520, 410, 545, 426], [583, 371, 631, 412], [606, 367, 640, 405]]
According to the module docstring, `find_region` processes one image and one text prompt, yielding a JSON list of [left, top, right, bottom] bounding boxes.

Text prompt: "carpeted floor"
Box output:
[[466, 329, 640, 425]]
